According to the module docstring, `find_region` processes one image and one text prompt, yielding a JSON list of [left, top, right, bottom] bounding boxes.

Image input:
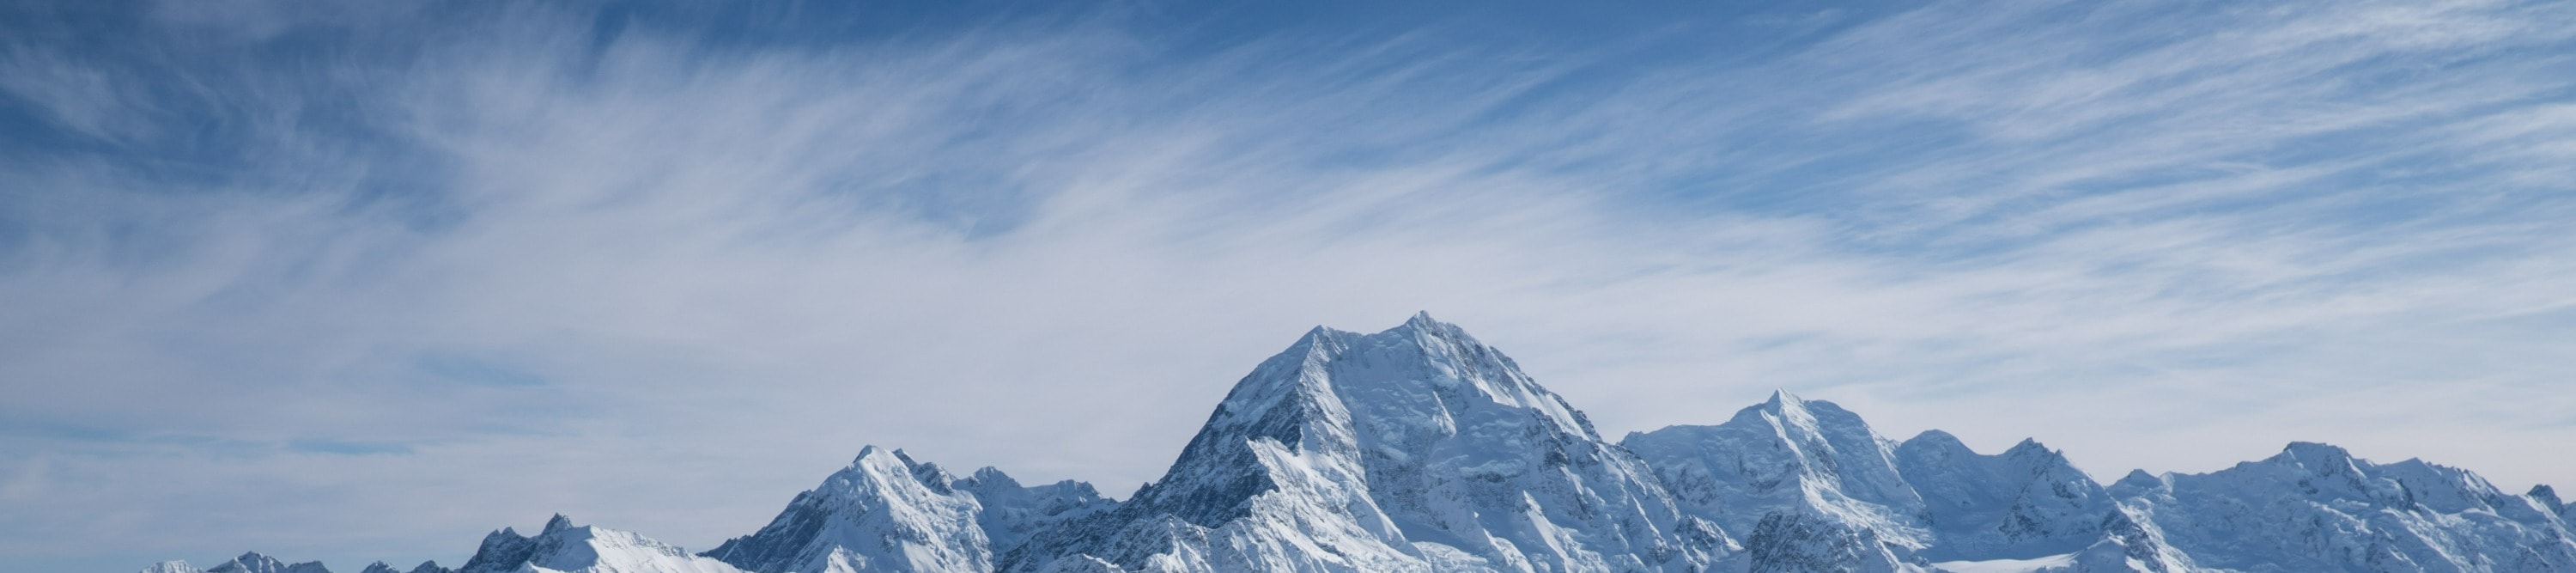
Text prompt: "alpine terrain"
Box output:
[[137, 314, 2576, 573]]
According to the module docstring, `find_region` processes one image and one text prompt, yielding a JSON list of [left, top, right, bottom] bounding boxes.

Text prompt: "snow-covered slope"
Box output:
[[202, 553, 334, 573], [136, 553, 334, 573], [1623, 391, 1929, 571], [2110, 442, 2576, 572], [999, 313, 1723, 572], [457, 515, 745, 573], [701, 447, 993, 573], [141, 561, 206, 573], [1894, 431, 2114, 561], [127, 314, 2576, 573], [704, 446, 1116, 573], [1619, 393, 2204, 573]]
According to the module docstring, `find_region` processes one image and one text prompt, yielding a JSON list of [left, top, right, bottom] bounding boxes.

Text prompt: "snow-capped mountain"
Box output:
[[142, 552, 335, 573], [455, 515, 745, 573], [137, 314, 2574, 573], [1618, 391, 2198, 572], [1623, 392, 1932, 570], [702, 446, 1117, 573], [2111, 442, 2576, 572], [987, 312, 1723, 572]]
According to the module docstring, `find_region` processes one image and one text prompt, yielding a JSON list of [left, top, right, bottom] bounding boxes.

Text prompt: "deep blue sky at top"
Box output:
[[0, 0, 2081, 247], [12, 0, 2554, 261]]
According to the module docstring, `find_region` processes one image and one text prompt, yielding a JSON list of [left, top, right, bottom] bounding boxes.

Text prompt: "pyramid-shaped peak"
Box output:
[[1222, 314, 1577, 427], [1766, 388, 1799, 405], [1747, 389, 1828, 416], [852, 444, 893, 464], [1396, 310, 1452, 332], [542, 514, 574, 534], [1726, 390, 1869, 430], [2002, 437, 2057, 457], [2530, 485, 2566, 513], [968, 465, 1020, 487], [839, 444, 952, 486]]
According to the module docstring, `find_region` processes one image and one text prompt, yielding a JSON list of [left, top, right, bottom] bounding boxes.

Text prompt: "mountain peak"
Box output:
[[1765, 388, 1798, 405], [2002, 437, 2059, 460], [140, 561, 204, 573], [1728, 389, 1844, 430], [1006, 314, 1691, 571], [704, 446, 994, 573], [1741, 389, 1823, 421], [2530, 485, 2566, 514], [1905, 429, 1965, 448], [852, 444, 890, 465], [2273, 442, 2357, 471], [1402, 309, 1440, 327], [542, 514, 574, 534]]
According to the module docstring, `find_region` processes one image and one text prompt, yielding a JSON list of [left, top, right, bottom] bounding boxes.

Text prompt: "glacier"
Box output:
[[137, 314, 2576, 573]]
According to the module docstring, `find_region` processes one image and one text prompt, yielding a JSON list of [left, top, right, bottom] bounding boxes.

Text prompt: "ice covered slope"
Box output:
[[999, 312, 1726, 572], [1623, 393, 1930, 556], [138, 553, 334, 573], [1621, 393, 2196, 572], [203, 553, 334, 573], [456, 515, 745, 573], [703, 446, 1115, 573], [141, 561, 207, 573], [2111, 442, 2576, 572], [1894, 432, 2115, 561]]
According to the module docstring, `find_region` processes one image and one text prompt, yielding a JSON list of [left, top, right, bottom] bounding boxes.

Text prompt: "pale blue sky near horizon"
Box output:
[[3, 0, 2574, 571]]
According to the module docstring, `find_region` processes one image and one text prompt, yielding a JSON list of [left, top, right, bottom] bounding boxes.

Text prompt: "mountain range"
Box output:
[[137, 314, 2576, 572]]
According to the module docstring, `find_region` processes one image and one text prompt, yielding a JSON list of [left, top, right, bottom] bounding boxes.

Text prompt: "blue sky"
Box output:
[[4, 0, 2573, 571]]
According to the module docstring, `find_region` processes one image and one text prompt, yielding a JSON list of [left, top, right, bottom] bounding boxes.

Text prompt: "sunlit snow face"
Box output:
[[4, 0, 2575, 571]]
